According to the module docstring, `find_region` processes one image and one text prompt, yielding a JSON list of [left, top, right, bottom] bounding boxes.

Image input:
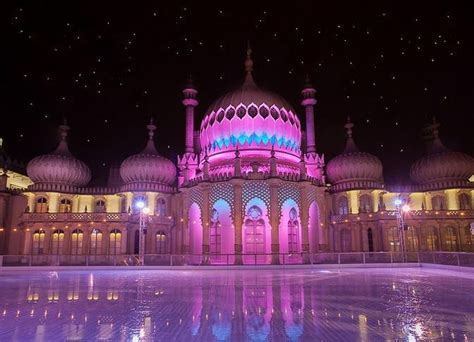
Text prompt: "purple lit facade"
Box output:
[[0, 49, 473, 263]]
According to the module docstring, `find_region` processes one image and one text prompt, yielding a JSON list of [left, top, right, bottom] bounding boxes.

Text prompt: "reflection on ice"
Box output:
[[0, 268, 473, 341]]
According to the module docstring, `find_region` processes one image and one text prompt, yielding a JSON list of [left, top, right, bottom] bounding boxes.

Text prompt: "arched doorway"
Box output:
[[340, 228, 352, 252], [209, 199, 234, 264], [367, 228, 374, 252], [189, 202, 203, 264], [243, 199, 270, 264], [308, 201, 320, 253]]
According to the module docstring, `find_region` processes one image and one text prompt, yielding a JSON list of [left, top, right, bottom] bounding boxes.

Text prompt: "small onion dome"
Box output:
[[120, 121, 176, 186], [26, 123, 91, 187], [410, 119, 474, 189], [326, 118, 383, 191]]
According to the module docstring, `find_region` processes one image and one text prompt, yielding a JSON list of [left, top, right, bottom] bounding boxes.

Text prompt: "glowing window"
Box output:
[[95, 199, 106, 212], [90, 229, 103, 255], [156, 231, 167, 254], [109, 229, 122, 255], [71, 229, 84, 255], [32, 229, 46, 255], [59, 198, 72, 213], [51, 229, 65, 254], [35, 197, 48, 213], [337, 196, 349, 215]]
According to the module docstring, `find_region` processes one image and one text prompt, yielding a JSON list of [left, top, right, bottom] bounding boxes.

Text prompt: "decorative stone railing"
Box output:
[[330, 209, 474, 224], [20, 212, 175, 225]]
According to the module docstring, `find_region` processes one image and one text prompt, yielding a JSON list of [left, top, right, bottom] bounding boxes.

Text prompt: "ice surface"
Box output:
[[0, 267, 473, 341]]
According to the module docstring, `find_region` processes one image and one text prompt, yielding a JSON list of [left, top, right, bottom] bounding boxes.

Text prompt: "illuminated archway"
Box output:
[[243, 198, 270, 264], [209, 199, 234, 264], [189, 202, 203, 259], [308, 201, 320, 253]]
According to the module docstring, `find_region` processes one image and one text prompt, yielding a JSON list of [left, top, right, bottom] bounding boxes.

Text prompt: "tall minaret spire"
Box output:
[[182, 75, 198, 154], [301, 74, 317, 153]]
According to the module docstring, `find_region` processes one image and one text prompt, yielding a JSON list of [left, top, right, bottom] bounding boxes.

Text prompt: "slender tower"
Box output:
[[301, 75, 324, 180], [301, 75, 317, 153], [177, 76, 199, 186], [182, 76, 198, 154]]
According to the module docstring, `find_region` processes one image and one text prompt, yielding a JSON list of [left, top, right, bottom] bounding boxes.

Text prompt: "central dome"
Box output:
[[199, 49, 301, 166]]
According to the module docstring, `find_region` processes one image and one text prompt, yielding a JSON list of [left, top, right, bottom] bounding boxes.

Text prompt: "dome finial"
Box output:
[[344, 116, 354, 138], [143, 119, 158, 154], [244, 42, 255, 85], [426, 116, 447, 153], [343, 117, 359, 153], [54, 120, 72, 156], [147, 118, 156, 140], [59, 118, 70, 142]]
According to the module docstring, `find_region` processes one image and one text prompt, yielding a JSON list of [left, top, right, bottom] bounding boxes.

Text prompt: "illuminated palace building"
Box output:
[[1, 49, 473, 264]]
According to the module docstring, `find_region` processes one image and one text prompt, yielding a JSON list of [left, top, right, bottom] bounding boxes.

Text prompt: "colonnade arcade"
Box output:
[[182, 180, 327, 264]]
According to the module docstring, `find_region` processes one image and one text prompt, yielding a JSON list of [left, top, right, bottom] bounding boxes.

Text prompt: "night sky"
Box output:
[[3, 1, 473, 185]]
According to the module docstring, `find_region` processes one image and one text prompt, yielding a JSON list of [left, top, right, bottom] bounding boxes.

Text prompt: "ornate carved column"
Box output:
[[299, 182, 310, 263], [201, 183, 211, 257], [269, 179, 280, 264], [232, 179, 244, 264], [181, 189, 190, 253]]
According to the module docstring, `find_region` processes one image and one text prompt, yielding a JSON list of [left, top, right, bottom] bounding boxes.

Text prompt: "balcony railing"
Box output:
[[1, 252, 473, 268], [20, 212, 175, 225], [331, 209, 474, 223]]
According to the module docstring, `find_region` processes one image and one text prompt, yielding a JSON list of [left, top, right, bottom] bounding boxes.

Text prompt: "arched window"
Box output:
[[367, 228, 374, 252], [120, 197, 128, 213], [51, 229, 65, 254], [288, 207, 299, 253], [359, 194, 372, 213], [71, 229, 83, 255], [59, 198, 72, 213], [336, 196, 349, 215], [459, 193, 471, 210], [387, 227, 399, 252], [109, 229, 122, 255], [90, 229, 103, 255], [95, 199, 106, 213], [32, 229, 46, 254], [35, 197, 48, 213], [155, 198, 166, 216], [209, 208, 221, 254], [244, 205, 265, 254], [431, 195, 446, 210], [340, 229, 352, 252], [442, 226, 457, 251], [156, 231, 167, 254]]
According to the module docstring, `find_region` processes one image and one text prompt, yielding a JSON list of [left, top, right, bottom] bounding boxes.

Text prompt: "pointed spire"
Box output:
[[343, 116, 359, 153], [304, 73, 312, 88], [185, 74, 195, 90], [426, 117, 448, 153], [53, 119, 72, 156], [244, 42, 255, 86], [143, 118, 159, 154]]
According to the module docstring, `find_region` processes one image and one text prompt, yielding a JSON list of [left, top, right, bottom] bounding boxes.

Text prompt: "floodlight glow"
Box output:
[[394, 199, 402, 206], [402, 204, 411, 213], [135, 201, 145, 209], [142, 207, 150, 215]]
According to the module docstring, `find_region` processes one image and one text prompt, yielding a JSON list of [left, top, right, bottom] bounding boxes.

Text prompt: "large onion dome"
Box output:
[[410, 119, 474, 189], [326, 118, 384, 191], [199, 47, 302, 169], [27, 123, 91, 187], [120, 121, 176, 187]]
